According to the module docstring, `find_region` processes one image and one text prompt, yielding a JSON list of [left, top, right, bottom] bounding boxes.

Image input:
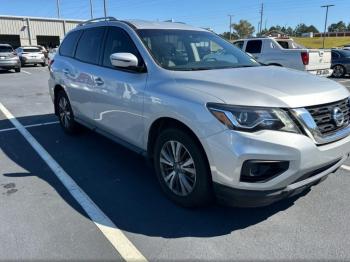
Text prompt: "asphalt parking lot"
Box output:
[[1, 67, 350, 261]]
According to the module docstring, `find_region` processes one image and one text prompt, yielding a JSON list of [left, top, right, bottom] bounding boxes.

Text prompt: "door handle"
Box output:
[[63, 69, 70, 76], [94, 77, 104, 86]]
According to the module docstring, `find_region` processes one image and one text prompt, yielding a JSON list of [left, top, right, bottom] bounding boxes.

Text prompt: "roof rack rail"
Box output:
[[78, 16, 117, 26]]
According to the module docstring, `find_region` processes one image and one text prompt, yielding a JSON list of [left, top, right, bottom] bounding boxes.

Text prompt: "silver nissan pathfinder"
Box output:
[[49, 17, 350, 207]]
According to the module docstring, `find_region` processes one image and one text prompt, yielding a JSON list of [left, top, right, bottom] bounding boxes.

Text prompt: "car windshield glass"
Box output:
[[0, 46, 13, 52], [138, 29, 260, 71], [23, 48, 41, 53]]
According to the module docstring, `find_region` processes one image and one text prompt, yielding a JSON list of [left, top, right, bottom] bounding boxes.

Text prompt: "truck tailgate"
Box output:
[[306, 49, 331, 71]]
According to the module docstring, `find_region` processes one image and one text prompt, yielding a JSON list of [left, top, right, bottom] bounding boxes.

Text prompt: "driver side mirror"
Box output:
[[110, 53, 139, 69]]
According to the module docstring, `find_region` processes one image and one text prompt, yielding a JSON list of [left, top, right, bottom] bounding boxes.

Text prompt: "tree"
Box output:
[[220, 31, 238, 40], [348, 23, 350, 31], [294, 23, 319, 36], [328, 21, 347, 32], [232, 20, 255, 38]]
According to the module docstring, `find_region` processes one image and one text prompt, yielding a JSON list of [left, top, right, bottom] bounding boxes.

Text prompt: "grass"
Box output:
[[293, 37, 350, 49]]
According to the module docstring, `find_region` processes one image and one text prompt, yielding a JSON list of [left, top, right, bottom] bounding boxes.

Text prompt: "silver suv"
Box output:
[[49, 17, 350, 207]]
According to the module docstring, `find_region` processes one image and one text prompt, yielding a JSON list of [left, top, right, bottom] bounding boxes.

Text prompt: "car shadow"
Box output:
[[0, 113, 309, 239]]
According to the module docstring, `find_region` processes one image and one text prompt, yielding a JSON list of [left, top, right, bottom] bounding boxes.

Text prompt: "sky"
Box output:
[[0, 0, 349, 33]]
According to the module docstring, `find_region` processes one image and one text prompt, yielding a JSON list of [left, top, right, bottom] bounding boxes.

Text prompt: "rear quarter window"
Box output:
[[59, 30, 82, 57]]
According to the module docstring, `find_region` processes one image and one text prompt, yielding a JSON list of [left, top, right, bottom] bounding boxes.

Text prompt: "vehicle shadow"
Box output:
[[0, 113, 309, 239]]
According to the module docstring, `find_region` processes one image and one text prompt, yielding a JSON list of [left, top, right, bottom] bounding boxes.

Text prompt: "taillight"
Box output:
[[301, 52, 309, 65]]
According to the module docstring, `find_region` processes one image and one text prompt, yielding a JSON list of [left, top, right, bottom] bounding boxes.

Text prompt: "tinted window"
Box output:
[[277, 41, 289, 49], [0, 46, 13, 52], [59, 30, 81, 57], [102, 27, 141, 68], [75, 27, 105, 64], [23, 48, 41, 53], [233, 41, 244, 50], [246, 40, 262, 54]]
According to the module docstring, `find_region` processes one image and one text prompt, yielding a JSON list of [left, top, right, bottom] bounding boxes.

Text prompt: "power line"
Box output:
[[321, 4, 335, 49]]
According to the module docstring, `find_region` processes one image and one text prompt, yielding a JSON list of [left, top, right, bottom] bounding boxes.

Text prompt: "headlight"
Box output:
[[207, 103, 300, 133]]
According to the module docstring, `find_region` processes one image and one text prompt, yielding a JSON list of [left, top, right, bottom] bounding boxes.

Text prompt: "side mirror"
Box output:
[[110, 53, 138, 68]]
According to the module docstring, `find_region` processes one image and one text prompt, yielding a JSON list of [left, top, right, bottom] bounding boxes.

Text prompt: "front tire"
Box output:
[[56, 91, 80, 134], [15, 67, 21, 73], [332, 65, 346, 78], [154, 128, 213, 207]]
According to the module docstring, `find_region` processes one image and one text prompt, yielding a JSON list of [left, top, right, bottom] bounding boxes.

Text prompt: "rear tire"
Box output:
[[153, 128, 213, 208], [15, 67, 21, 73], [56, 90, 81, 134], [41, 62, 46, 67], [332, 65, 346, 78]]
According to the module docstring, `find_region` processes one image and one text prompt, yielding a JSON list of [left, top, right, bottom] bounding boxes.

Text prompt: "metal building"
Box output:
[[0, 15, 82, 48]]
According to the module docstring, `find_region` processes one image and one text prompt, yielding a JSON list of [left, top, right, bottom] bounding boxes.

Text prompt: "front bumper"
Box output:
[[201, 128, 350, 207]]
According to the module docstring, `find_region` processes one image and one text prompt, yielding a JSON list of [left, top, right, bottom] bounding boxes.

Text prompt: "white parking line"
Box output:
[[341, 165, 350, 172], [22, 70, 31, 75], [0, 103, 147, 262], [0, 121, 59, 133]]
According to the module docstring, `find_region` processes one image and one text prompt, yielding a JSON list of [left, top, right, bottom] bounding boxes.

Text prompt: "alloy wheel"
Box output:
[[333, 65, 345, 77], [159, 140, 197, 196], [58, 96, 71, 128]]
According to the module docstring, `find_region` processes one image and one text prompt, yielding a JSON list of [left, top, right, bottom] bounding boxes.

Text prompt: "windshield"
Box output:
[[23, 48, 41, 53], [138, 29, 259, 71], [0, 46, 13, 53]]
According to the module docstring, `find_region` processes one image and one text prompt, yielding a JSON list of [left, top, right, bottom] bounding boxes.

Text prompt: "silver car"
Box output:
[[16, 46, 46, 67], [49, 18, 350, 207], [0, 44, 21, 72]]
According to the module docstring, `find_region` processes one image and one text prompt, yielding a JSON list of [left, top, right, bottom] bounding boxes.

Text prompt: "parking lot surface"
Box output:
[[1, 67, 350, 260]]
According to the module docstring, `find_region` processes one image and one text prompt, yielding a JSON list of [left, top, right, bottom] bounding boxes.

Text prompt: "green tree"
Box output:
[[232, 20, 255, 38], [220, 31, 238, 40], [294, 23, 319, 36], [328, 21, 347, 32]]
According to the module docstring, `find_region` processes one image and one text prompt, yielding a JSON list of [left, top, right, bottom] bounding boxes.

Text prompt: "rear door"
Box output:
[[90, 26, 147, 148]]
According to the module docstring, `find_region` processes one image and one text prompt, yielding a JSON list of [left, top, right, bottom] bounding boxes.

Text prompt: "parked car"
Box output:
[[331, 49, 350, 77], [48, 48, 57, 66], [343, 44, 350, 51], [49, 18, 350, 208], [16, 46, 46, 66], [37, 45, 48, 58], [233, 37, 332, 77], [0, 44, 21, 72]]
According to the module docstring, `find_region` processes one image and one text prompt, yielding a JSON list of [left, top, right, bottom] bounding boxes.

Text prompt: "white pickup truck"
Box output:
[[233, 37, 332, 77]]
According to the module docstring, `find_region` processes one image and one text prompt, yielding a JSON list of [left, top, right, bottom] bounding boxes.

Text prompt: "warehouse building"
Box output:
[[0, 15, 82, 48]]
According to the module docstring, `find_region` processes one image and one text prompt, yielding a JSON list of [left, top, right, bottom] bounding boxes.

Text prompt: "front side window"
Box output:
[[102, 27, 141, 68], [137, 29, 259, 71], [75, 27, 105, 64], [245, 40, 262, 54]]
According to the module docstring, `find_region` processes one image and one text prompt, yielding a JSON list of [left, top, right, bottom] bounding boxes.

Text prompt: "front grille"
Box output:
[[306, 98, 350, 136]]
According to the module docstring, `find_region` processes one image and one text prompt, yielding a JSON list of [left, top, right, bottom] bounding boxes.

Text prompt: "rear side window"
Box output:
[[277, 41, 289, 49], [233, 41, 244, 50], [59, 30, 82, 57], [246, 40, 262, 54], [0, 46, 13, 52], [75, 27, 106, 64], [102, 27, 141, 68]]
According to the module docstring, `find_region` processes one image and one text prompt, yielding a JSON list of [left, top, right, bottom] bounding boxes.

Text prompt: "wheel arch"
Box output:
[[147, 117, 211, 176], [53, 84, 65, 115]]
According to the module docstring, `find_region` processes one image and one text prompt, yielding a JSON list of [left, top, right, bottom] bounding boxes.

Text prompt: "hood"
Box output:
[[170, 66, 349, 108]]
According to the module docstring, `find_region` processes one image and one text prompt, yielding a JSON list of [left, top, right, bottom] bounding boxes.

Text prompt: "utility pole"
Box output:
[[89, 0, 94, 19], [259, 3, 264, 34], [228, 14, 234, 41], [103, 0, 107, 17], [56, 0, 60, 19], [321, 4, 334, 49]]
